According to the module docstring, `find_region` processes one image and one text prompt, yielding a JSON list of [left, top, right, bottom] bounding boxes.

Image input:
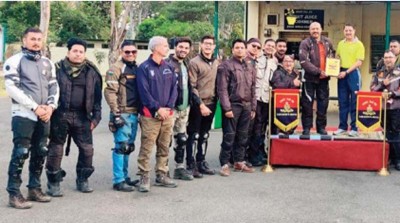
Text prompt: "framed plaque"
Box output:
[[325, 58, 340, 77]]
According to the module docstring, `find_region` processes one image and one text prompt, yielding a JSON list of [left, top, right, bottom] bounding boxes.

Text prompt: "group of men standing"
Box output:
[[4, 22, 400, 210], [2, 27, 224, 209], [371, 40, 400, 170], [4, 28, 103, 209]]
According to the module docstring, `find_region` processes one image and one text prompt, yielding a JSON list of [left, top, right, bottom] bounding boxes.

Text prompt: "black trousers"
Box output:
[[46, 110, 94, 175], [385, 109, 400, 162], [301, 80, 329, 130], [220, 103, 252, 166], [7, 116, 50, 196], [248, 100, 269, 157], [186, 103, 216, 164]]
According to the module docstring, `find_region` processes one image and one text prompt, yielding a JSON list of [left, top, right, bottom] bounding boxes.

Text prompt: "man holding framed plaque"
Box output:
[[299, 22, 335, 136], [334, 24, 365, 137]]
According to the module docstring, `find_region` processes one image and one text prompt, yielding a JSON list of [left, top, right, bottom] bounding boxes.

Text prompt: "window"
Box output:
[[370, 35, 400, 72]]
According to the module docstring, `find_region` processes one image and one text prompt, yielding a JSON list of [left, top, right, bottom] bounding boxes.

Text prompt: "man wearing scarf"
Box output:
[[4, 27, 59, 209], [45, 38, 102, 196]]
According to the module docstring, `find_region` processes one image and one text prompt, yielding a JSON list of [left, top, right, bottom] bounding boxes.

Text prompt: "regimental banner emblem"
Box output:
[[273, 89, 300, 132], [356, 91, 382, 132]]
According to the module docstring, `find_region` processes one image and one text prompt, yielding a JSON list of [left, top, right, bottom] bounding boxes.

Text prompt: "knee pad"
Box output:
[[187, 132, 199, 151], [9, 147, 29, 176], [38, 146, 48, 157], [175, 133, 187, 147], [188, 132, 199, 143], [199, 132, 209, 145], [114, 142, 127, 155], [15, 147, 29, 160], [126, 144, 135, 155], [174, 134, 187, 164], [187, 132, 199, 143]]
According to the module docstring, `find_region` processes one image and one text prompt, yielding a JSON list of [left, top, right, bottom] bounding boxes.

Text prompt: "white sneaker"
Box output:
[[348, 130, 359, 137], [333, 129, 347, 135]]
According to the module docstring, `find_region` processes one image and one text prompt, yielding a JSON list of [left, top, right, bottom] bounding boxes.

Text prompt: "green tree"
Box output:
[[218, 2, 245, 57], [56, 2, 110, 42], [46, 2, 67, 43], [161, 2, 214, 22], [0, 1, 111, 44], [0, 2, 40, 43], [187, 21, 214, 41], [57, 9, 91, 42], [137, 16, 213, 41], [136, 16, 168, 40], [136, 1, 243, 58]]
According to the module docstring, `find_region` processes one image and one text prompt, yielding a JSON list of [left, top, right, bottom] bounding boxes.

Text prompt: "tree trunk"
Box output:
[[40, 1, 51, 58], [108, 1, 134, 66]]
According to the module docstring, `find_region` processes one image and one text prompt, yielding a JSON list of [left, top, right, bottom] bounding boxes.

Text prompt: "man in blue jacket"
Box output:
[[136, 36, 178, 192]]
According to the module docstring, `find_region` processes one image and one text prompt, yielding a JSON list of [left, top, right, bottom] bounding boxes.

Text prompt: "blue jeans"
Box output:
[[337, 68, 361, 131], [111, 113, 138, 184]]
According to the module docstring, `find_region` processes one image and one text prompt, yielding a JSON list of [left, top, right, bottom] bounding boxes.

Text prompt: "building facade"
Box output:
[[247, 1, 400, 97]]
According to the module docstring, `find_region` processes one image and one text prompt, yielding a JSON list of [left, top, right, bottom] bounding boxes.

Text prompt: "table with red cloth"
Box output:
[[270, 138, 389, 171]]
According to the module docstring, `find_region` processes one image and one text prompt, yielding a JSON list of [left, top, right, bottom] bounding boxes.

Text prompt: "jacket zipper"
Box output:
[[36, 61, 45, 104]]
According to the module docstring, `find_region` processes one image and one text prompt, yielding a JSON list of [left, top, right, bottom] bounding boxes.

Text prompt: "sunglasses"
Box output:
[[252, 44, 261, 49], [124, 50, 137, 55]]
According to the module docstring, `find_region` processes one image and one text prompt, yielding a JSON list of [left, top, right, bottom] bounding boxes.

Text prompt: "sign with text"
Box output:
[[273, 89, 300, 132], [356, 91, 382, 132], [284, 9, 324, 30]]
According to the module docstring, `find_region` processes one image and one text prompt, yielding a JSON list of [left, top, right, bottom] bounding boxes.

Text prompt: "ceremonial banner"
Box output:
[[325, 58, 340, 77], [356, 91, 382, 132], [273, 89, 300, 132]]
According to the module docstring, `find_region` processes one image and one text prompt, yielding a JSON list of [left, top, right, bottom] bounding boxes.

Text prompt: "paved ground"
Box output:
[[0, 97, 399, 223]]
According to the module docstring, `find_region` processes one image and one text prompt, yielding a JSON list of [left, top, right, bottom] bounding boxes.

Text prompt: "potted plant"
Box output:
[[285, 8, 297, 25]]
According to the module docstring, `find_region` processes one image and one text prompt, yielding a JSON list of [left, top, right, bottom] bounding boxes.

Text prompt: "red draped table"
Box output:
[[270, 139, 389, 171]]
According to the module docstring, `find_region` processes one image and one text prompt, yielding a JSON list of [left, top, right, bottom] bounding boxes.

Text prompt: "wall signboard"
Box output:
[[284, 9, 324, 30]]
